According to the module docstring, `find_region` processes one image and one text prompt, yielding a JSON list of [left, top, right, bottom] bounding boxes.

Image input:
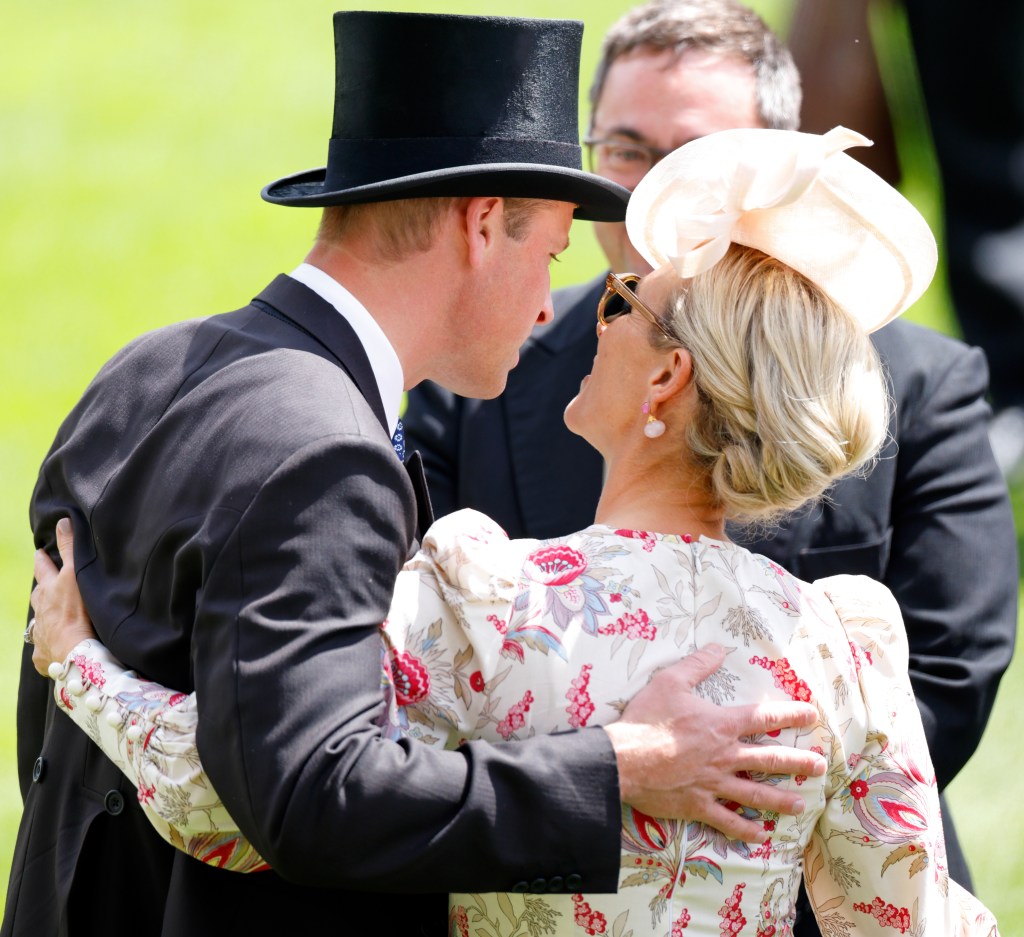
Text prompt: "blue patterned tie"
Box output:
[[391, 418, 405, 462]]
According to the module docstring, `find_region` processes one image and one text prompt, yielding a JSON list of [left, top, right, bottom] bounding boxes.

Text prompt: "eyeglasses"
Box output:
[[584, 136, 676, 181], [597, 273, 676, 342]]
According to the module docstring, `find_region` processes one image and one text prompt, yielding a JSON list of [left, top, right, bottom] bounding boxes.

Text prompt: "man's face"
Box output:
[[590, 47, 763, 274], [445, 199, 575, 399]]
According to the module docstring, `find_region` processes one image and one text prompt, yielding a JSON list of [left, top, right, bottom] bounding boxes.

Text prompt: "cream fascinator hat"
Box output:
[[625, 126, 937, 332]]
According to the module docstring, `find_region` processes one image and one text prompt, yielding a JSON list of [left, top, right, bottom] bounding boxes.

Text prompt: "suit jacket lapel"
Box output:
[[254, 275, 434, 538], [253, 275, 389, 435], [403, 450, 435, 541]]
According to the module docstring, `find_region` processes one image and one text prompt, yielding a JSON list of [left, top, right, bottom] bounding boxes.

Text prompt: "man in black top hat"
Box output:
[[6, 12, 823, 937]]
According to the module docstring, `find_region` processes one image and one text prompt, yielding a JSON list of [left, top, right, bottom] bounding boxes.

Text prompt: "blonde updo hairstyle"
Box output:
[[657, 243, 890, 523]]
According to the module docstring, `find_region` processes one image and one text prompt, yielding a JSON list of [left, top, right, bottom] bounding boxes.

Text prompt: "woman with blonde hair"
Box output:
[[28, 127, 998, 934]]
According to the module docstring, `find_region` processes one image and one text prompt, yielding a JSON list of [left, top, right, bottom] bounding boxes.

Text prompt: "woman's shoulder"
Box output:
[[413, 516, 702, 601], [805, 573, 909, 667], [423, 508, 515, 544], [411, 509, 539, 598], [810, 574, 901, 617]]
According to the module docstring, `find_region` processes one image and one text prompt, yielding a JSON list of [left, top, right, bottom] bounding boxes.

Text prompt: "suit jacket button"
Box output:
[[565, 874, 583, 892], [31, 757, 45, 783], [547, 876, 564, 892], [512, 881, 529, 894], [104, 790, 125, 816], [529, 877, 547, 893]]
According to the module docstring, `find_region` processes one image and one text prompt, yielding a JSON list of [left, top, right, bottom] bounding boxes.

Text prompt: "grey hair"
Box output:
[[589, 0, 802, 131], [654, 244, 889, 523]]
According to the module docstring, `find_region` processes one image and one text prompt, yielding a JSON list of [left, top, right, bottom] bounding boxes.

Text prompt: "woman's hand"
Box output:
[[29, 518, 98, 676]]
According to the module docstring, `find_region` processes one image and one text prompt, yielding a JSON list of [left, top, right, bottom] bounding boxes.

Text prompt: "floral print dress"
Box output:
[[50, 509, 998, 935]]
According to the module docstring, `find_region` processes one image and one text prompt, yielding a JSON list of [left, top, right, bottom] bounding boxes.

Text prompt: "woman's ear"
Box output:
[[648, 347, 694, 405]]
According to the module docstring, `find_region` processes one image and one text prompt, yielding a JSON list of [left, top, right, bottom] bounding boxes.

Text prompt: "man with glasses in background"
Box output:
[[404, 1, 1018, 932]]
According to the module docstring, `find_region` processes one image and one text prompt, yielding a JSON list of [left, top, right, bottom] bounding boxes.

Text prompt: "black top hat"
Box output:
[[261, 12, 629, 221]]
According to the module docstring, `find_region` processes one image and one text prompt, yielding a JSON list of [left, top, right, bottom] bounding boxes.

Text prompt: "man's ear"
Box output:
[[648, 347, 694, 405], [462, 196, 503, 268]]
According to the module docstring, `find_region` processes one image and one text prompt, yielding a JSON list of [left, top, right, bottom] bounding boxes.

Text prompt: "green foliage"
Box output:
[[0, 1, 1018, 930]]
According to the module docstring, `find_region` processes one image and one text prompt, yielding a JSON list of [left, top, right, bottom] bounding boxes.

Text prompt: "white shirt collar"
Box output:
[[288, 263, 404, 438]]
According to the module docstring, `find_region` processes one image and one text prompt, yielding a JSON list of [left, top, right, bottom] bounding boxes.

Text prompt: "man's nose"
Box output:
[[537, 290, 555, 326]]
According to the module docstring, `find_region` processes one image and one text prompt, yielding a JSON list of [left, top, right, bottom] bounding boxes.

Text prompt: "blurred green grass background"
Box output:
[[2, 0, 1020, 928]]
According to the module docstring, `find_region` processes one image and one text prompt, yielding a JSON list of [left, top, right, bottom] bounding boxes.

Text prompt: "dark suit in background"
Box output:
[[789, 0, 1024, 473], [6, 276, 620, 937], [405, 272, 1018, 889], [902, 1, 1024, 416]]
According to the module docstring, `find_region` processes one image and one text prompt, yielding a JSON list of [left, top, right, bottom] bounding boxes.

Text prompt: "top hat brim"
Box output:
[[261, 164, 629, 222]]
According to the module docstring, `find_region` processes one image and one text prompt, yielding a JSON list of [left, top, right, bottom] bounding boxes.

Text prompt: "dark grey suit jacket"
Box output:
[[405, 272, 1018, 889], [5, 276, 621, 937]]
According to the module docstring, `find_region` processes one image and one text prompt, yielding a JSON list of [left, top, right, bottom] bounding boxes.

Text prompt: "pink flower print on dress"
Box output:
[[853, 896, 911, 933], [719, 882, 747, 935], [72, 653, 106, 688], [598, 609, 656, 640], [850, 771, 930, 845], [890, 745, 932, 786], [572, 894, 608, 936], [388, 650, 431, 706], [487, 613, 508, 635], [749, 655, 813, 702], [614, 529, 657, 552], [517, 543, 609, 636], [671, 908, 691, 934], [498, 638, 526, 664], [496, 690, 534, 740], [556, 584, 587, 613], [621, 806, 672, 852], [523, 544, 588, 586], [487, 613, 530, 663], [566, 664, 595, 728], [849, 640, 874, 675]]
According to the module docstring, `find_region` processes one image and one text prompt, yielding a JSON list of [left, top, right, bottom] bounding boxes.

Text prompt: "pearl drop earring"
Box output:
[[641, 401, 666, 438]]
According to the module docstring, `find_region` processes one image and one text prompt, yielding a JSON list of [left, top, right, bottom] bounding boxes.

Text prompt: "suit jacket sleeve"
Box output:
[[193, 430, 622, 892], [880, 333, 1016, 786]]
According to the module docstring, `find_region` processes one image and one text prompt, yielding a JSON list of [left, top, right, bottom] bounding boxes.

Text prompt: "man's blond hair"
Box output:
[[317, 197, 552, 262]]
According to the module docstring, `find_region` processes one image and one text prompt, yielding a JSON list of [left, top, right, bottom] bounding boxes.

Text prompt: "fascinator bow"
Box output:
[[626, 126, 937, 332]]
